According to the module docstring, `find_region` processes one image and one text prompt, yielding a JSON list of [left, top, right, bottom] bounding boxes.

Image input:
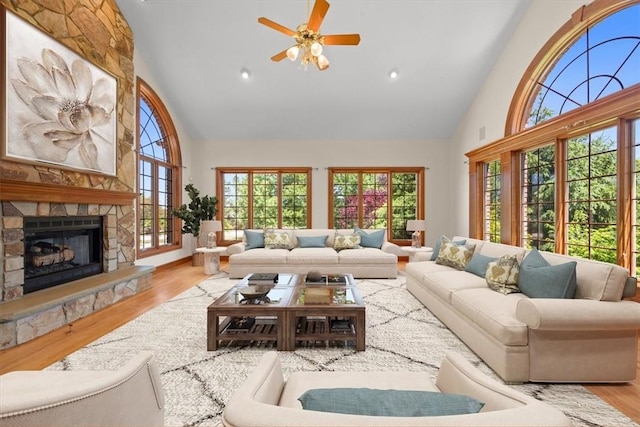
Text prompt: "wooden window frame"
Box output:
[[328, 167, 425, 246], [216, 167, 312, 245], [136, 78, 183, 258], [466, 0, 640, 272]]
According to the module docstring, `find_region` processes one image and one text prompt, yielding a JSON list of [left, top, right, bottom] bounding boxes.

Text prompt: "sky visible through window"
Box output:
[[529, 4, 639, 126]]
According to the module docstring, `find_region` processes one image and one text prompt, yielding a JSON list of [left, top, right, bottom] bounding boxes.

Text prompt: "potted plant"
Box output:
[[173, 184, 218, 256]]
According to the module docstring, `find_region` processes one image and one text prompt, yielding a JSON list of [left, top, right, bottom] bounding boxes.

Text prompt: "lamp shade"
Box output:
[[199, 220, 222, 248], [406, 220, 426, 232]]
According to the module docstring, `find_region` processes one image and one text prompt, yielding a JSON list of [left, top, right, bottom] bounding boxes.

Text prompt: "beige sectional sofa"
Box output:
[[405, 236, 640, 383], [222, 351, 571, 427], [227, 229, 399, 279]]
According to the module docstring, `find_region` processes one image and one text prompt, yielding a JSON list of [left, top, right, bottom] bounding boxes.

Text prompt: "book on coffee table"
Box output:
[[305, 274, 348, 285], [330, 319, 353, 332], [248, 273, 278, 285]]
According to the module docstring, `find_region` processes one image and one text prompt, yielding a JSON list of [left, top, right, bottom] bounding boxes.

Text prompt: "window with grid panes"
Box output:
[[218, 168, 311, 243], [329, 168, 423, 243], [137, 80, 181, 256], [565, 127, 618, 263], [484, 160, 501, 243], [521, 145, 555, 251]]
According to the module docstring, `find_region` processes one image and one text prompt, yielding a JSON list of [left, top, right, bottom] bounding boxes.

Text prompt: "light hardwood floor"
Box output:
[[1, 258, 638, 423]]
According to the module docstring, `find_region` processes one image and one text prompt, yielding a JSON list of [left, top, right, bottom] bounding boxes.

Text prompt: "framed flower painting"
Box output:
[[2, 7, 117, 176]]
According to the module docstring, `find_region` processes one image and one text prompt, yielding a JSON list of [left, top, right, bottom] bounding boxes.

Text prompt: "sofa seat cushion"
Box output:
[[229, 249, 289, 265], [419, 271, 488, 304], [451, 288, 529, 346], [405, 261, 456, 280], [287, 248, 339, 265], [279, 371, 438, 409], [338, 248, 397, 265]]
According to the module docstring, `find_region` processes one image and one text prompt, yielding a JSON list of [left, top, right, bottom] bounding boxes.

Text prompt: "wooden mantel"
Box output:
[[0, 180, 136, 206]]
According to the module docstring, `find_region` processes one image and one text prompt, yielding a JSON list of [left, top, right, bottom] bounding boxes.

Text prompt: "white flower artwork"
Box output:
[[3, 9, 117, 175]]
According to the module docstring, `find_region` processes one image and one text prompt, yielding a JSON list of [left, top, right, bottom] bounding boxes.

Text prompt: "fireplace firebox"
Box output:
[[23, 216, 103, 294]]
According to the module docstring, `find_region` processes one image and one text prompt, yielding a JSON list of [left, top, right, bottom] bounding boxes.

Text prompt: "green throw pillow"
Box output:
[[354, 227, 386, 249], [333, 231, 361, 251], [264, 230, 292, 249], [518, 248, 577, 299], [244, 230, 264, 250], [435, 242, 476, 270], [298, 388, 484, 417], [465, 253, 498, 277], [297, 235, 328, 248], [485, 254, 520, 294], [431, 235, 467, 261]]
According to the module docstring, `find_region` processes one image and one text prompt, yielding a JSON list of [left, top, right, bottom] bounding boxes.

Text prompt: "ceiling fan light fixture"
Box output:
[[310, 41, 323, 57], [286, 45, 300, 61], [258, 0, 360, 72], [317, 54, 329, 70]]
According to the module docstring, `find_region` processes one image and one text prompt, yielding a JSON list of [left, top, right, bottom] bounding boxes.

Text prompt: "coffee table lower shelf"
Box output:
[[208, 311, 286, 351]]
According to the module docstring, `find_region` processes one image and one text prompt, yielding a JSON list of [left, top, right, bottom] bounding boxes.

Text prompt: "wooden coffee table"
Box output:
[[207, 273, 366, 351], [286, 276, 365, 351], [206, 274, 301, 351]]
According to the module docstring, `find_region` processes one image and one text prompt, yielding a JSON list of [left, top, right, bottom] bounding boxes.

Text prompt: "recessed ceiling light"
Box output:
[[389, 69, 398, 79], [240, 69, 251, 80]]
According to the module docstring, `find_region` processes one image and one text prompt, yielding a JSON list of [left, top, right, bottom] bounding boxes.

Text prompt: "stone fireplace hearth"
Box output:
[[0, 199, 154, 350]]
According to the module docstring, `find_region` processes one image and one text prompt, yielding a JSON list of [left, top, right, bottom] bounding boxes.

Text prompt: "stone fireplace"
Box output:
[[0, 1, 151, 350], [23, 215, 104, 294]]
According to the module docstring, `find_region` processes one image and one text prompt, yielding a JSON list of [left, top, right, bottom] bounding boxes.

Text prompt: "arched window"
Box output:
[[137, 78, 182, 257], [467, 0, 640, 274], [507, 1, 640, 134]]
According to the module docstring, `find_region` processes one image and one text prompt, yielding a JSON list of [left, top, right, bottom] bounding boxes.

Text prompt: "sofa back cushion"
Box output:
[[539, 251, 628, 301], [476, 240, 526, 262]]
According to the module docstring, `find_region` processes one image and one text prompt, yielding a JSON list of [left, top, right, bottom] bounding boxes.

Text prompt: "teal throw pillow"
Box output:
[[465, 253, 498, 277], [297, 235, 328, 248], [354, 227, 386, 249], [518, 248, 577, 299], [431, 235, 466, 261], [244, 230, 264, 250], [298, 388, 484, 417]]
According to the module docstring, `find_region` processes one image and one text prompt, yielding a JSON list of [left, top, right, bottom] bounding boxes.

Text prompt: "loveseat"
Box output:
[[405, 236, 640, 383], [227, 228, 399, 279], [222, 351, 571, 426]]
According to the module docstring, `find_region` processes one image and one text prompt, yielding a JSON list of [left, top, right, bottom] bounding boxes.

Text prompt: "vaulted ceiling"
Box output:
[[116, 0, 531, 141]]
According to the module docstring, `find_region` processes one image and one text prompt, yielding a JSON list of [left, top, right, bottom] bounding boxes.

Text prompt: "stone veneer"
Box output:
[[0, 1, 150, 349]]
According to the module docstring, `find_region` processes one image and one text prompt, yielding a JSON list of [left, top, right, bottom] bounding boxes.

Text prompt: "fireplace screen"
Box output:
[[23, 216, 103, 294]]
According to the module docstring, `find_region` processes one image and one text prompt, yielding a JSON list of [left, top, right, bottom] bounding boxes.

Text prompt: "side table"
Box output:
[[195, 247, 227, 274], [401, 246, 433, 262]]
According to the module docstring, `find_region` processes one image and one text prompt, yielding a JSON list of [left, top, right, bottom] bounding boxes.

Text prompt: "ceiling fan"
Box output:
[[258, 0, 361, 71]]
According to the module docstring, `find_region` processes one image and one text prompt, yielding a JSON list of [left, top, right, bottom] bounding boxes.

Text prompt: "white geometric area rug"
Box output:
[[48, 273, 638, 427]]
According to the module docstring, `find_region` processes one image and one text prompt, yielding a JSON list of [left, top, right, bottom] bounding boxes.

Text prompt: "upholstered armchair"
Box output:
[[0, 351, 164, 427]]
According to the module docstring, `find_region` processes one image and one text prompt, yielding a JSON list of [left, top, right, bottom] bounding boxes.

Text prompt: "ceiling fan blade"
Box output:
[[307, 0, 330, 32], [323, 34, 361, 45], [258, 17, 296, 37], [271, 49, 289, 62]]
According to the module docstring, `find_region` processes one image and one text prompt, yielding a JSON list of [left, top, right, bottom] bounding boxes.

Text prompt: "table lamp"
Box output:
[[201, 220, 222, 248], [406, 220, 426, 248]]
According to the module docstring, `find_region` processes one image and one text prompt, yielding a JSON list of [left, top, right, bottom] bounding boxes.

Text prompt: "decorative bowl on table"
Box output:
[[238, 285, 273, 300]]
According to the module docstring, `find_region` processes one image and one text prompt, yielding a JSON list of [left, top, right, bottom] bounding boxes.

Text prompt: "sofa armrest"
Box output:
[[381, 241, 401, 255], [226, 242, 246, 255], [516, 299, 640, 331], [413, 251, 434, 262]]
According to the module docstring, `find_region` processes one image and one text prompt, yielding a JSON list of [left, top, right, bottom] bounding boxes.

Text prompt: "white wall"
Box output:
[[190, 138, 451, 248], [448, 0, 590, 236], [133, 50, 199, 267]]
